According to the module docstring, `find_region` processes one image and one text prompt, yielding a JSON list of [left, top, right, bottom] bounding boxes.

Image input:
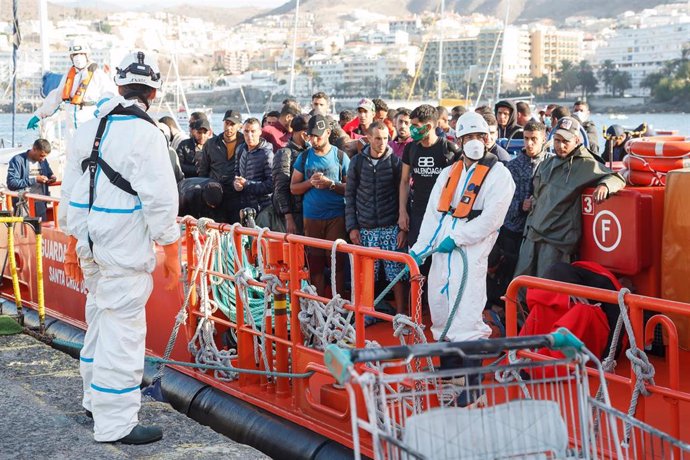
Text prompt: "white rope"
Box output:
[[187, 226, 239, 381]]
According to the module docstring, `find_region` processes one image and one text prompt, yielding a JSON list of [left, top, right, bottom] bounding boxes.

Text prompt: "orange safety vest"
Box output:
[[61, 64, 96, 106], [437, 154, 498, 220]]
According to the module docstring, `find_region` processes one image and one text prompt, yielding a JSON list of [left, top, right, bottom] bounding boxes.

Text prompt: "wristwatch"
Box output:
[[329, 182, 336, 191]]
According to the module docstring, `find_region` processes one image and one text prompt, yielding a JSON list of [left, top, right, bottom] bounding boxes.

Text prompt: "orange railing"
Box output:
[[505, 276, 690, 443], [3, 186, 62, 228], [175, 217, 424, 449]]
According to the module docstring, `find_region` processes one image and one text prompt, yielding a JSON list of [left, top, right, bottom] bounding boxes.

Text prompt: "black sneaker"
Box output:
[[456, 387, 487, 408], [116, 425, 163, 445]]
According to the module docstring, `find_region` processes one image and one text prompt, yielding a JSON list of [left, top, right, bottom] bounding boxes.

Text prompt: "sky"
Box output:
[[50, 0, 290, 8]]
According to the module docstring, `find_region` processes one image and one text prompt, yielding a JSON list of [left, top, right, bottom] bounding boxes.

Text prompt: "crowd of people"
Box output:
[[166, 94, 624, 327]]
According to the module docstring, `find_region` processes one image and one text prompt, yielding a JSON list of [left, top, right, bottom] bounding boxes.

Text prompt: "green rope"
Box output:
[[370, 245, 467, 341], [51, 338, 313, 379], [372, 246, 444, 307], [145, 357, 314, 379], [211, 233, 270, 324], [439, 247, 468, 342]]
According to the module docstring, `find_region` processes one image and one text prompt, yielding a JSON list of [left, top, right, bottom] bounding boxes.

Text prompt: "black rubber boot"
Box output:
[[455, 356, 484, 408], [116, 425, 163, 445], [439, 352, 464, 371]]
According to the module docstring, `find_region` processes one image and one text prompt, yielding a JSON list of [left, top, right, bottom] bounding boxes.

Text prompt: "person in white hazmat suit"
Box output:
[[409, 111, 515, 404], [59, 51, 181, 444], [27, 40, 115, 145]]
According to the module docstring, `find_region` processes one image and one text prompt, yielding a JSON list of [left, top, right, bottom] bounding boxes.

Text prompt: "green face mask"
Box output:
[[410, 124, 430, 141]]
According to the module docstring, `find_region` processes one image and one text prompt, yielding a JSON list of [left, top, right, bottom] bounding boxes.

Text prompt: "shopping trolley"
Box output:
[[325, 328, 690, 459]]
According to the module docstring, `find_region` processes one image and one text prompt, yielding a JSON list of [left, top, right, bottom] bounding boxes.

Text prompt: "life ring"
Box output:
[[622, 169, 666, 187], [626, 137, 690, 157], [623, 154, 690, 173]]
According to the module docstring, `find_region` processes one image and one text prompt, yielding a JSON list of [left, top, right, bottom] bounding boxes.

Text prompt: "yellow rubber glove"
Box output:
[[64, 236, 83, 283], [162, 239, 181, 291]]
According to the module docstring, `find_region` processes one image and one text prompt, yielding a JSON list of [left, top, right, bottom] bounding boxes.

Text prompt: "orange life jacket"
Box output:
[[437, 153, 497, 220], [61, 64, 96, 106]]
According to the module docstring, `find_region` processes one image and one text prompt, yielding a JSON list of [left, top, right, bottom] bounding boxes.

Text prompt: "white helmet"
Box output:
[[114, 51, 162, 89], [68, 39, 89, 55], [455, 111, 489, 138]]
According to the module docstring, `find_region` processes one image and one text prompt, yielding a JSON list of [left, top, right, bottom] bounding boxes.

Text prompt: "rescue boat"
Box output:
[[1, 167, 690, 458]]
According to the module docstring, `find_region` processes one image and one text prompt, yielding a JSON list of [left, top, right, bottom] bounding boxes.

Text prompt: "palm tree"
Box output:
[[576, 60, 598, 99], [598, 60, 617, 96]]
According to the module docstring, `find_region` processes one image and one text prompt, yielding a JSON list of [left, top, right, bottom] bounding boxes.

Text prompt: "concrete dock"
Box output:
[[0, 333, 268, 460]]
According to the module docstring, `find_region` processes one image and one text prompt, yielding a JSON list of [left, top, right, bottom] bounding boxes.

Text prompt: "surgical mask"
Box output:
[[463, 139, 485, 161], [410, 124, 430, 141], [573, 110, 588, 123], [72, 54, 87, 69], [544, 117, 552, 129]]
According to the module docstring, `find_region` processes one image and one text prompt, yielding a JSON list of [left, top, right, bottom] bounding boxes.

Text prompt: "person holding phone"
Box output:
[[7, 138, 56, 220]]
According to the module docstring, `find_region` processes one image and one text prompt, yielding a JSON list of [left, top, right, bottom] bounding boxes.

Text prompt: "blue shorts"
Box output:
[[360, 225, 408, 282]]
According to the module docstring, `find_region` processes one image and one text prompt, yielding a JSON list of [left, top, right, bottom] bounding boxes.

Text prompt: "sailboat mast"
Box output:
[[39, 0, 49, 74], [288, 0, 300, 96], [436, 0, 444, 101], [12, 0, 19, 147], [495, 0, 511, 100]]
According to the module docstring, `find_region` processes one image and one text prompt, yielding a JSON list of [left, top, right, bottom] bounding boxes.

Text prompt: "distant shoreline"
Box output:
[[1, 97, 686, 115]]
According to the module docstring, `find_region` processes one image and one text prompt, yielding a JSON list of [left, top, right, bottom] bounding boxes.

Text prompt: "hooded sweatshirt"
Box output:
[[494, 100, 522, 140]]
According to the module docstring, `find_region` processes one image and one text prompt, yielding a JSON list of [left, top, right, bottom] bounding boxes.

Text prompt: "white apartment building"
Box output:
[[305, 45, 418, 95], [501, 25, 531, 92], [530, 26, 583, 81], [595, 18, 690, 95]]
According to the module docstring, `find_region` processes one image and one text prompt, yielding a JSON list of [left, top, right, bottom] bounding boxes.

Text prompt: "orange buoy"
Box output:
[[624, 155, 690, 173], [626, 137, 690, 157], [623, 169, 666, 186]]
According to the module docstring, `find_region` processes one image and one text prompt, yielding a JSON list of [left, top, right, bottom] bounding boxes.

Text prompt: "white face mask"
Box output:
[[573, 110, 588, 123], [463, 139, 485, 160], [72, 54, 88, 70]]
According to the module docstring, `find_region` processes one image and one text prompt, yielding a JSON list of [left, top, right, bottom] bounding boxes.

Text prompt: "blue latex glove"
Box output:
[[27, 115, 40, 130], [436, 236, 457, 254], [409, 250, 424, 266]]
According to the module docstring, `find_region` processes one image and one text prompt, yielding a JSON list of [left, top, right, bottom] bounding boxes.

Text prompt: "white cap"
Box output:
[[114, 51, 162, 89], [68, 39, 90, 55], [455, 112, 489, 138]]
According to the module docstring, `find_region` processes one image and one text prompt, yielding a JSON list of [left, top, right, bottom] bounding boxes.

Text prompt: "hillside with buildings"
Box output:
[[265, 0, 669, 22], [1, 1, 689, 111]]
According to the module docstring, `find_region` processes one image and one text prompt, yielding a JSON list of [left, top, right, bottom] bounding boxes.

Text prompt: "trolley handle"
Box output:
[[325, 328, 584, 384]]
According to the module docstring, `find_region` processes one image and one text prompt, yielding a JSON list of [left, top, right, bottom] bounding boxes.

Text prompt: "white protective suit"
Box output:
[[410, 158, 515, 342], [59, 95, 179, 441], [34, 64, 115, 145]]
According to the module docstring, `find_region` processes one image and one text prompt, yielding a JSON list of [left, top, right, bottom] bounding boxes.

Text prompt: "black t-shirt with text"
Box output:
[[402, 137, 456, 218]]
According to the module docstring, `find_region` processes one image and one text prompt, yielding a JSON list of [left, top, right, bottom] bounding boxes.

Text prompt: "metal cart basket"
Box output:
[[325, 329, 690, 459]]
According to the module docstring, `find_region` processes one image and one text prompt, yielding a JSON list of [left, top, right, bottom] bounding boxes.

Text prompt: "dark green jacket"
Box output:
[[525, 145, 625, 252]]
